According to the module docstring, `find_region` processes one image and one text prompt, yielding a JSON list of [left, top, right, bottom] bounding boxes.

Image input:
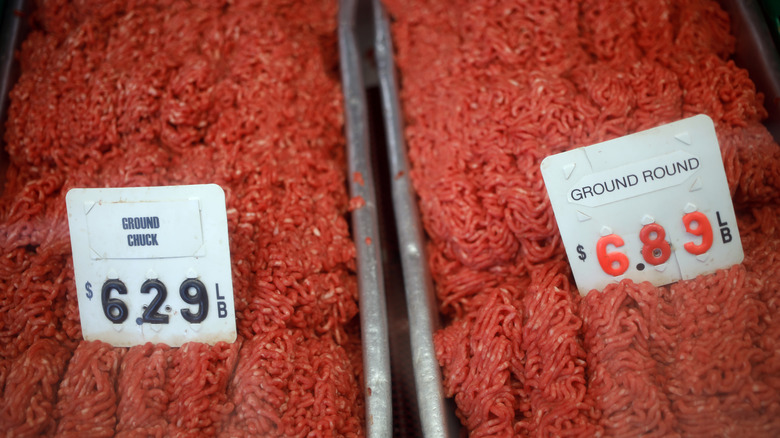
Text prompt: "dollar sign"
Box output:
[[85, 282, 93, 300], [576, 244, 586, 261]]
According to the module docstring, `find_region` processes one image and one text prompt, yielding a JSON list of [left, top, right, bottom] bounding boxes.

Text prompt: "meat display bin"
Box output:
[[0, 0, 392, 435], [372, 0, 780, 436]]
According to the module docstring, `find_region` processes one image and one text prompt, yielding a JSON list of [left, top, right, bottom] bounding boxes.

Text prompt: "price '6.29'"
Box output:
[[67, 185, 236, 347], [88, 277, 223, 325], [596, 211, 730, 276]]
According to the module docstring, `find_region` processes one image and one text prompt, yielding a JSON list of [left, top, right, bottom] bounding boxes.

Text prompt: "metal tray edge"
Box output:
[[719, 0, 780, 141], [0, 0, 31, 194]]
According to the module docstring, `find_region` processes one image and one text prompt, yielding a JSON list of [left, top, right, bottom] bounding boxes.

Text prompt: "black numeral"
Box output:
[[140, 279, 169, 324], [102, 279, 129, 323], [99, 277, 211, 325], [180, 279, 208, 323]]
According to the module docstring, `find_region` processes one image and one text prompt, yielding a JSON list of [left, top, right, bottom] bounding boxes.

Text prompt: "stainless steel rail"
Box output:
[[372, 1, 458, 436], [339, 0, 394, 436]]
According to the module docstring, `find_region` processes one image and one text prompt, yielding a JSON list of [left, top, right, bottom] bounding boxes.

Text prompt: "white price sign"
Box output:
[[541, 115, 743, 295], [66, 184, 236, 347]]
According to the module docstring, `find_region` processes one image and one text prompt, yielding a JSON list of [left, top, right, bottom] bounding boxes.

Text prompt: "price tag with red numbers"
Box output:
[[540, 115, 743, 295]]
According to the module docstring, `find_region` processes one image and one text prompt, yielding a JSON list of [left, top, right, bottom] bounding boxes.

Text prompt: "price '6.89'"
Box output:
[[97, 277, 212, 325], [541, 115, 744, 294], [596, 210, 731, 276]]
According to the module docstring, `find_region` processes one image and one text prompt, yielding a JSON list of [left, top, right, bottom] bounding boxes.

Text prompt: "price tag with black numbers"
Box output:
[[540, 115, 744, 295], [66, 184, 236, 347]]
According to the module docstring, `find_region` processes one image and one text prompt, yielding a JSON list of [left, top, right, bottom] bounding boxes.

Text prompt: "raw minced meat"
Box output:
[[0, 0, 364, 436], [384, 0, 780, 436]]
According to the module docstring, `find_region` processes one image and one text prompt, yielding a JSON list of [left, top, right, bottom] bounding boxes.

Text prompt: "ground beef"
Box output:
[[0, 339, 71, 436], [0, 0, 364, 436], [165, 340, 241, 436], [384, 0, 780, 436], [116, 343, 170, 437], [222, 328, 364, 437], [55, 341, 125, 437]]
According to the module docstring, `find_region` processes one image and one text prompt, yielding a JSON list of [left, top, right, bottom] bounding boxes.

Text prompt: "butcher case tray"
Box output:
[[0, 0, 392, 436]]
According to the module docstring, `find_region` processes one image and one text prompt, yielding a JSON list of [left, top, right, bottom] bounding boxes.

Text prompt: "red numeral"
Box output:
[[682, 211, 713, 255], [640, 223, 671, 265], [595, 212, 715, 277], [596, 234, 629, 276]]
